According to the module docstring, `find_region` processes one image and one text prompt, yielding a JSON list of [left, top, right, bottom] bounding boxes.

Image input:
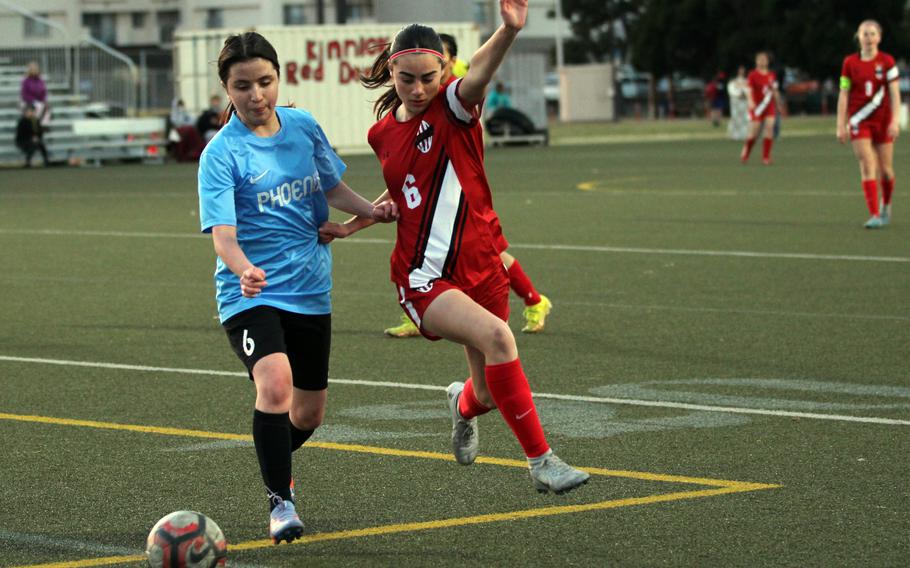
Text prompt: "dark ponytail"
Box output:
[[361, 24, 444, 120], [217, 32, 281, 124]]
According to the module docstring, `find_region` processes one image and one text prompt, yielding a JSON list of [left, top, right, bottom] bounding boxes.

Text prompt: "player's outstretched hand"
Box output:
[[500, 0, 528, 31], [240, 266, 267, 298], [318, 221, 351, 243], [372, 200, 399, 223]]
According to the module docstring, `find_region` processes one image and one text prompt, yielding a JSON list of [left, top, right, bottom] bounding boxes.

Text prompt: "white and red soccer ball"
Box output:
[[145, 510, 227, 568]]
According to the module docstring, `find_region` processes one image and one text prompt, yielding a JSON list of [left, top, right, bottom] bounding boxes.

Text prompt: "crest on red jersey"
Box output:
[[875, 65, 883, 80], [415, 120, 433, 154]]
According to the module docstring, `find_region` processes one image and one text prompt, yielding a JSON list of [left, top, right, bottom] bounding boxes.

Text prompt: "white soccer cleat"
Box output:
[[864, 215, 884, 229], [269, 499, 304, 544], [446, 381, 479, 465], [879, 200, 891, 225], [528, 451, 590, 494]]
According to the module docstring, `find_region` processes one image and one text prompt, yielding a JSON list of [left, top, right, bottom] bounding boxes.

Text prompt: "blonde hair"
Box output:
[[856, 19, 882, 40]]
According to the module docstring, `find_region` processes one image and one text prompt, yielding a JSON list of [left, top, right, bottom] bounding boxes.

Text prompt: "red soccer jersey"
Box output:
[[368, 77, 503, 291], [841, 51, 898, 126], [747, 69, 778, 115]]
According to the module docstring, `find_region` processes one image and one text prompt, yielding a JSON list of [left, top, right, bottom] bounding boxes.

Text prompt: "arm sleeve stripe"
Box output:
[[840, 76, 852, 91]]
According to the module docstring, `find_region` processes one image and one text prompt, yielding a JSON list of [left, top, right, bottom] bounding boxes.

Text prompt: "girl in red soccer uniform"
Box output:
[[321, 0, 588, 494], [741, 51, 784, 165], [836, 19, 901, 229]]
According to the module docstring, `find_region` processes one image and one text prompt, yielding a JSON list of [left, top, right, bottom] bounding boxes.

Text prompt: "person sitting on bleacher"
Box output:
[[486, 81, 512, 114], [15, 104, 49, 168], [196, 95, 224, 144], [170, 98, 205, 162], [20, 62, 50, 126]]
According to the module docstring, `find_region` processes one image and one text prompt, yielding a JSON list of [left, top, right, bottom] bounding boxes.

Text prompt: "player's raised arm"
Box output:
[[458, 0, 528, 107]]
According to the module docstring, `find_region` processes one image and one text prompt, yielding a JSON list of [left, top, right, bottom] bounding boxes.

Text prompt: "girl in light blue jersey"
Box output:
[[197, 31, 397, 545]]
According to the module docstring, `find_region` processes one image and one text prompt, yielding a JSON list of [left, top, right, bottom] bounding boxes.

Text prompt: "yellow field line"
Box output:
[[0, 412, 777, 489], [2, 411, 779, 568], [11, 485, 773, 568]]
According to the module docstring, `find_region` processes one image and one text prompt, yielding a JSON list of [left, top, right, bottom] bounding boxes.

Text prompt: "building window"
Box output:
[[157, 10, 180, 44], [132, 12, 146, 29], [24, 14, 51, 38], [205, 8, 223, 30], [284, 3, 316, 26], [82, 13, 117, 44], [346, 0, 374, 22]]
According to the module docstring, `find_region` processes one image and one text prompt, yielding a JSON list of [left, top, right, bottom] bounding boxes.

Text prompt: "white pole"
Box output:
[[554, 0, 564, 70]]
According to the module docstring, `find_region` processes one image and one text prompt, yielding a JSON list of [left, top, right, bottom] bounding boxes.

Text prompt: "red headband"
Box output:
[[389, 48, 444, 62]]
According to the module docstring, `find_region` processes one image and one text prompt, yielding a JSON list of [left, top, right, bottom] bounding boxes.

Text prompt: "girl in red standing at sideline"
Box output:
[[836, 19, 901, 229], [320, 0, 588, 494], [741, 51, 784, 165]]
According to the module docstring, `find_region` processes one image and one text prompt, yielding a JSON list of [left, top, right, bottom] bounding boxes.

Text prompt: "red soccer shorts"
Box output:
[[850, 120, 894, 144], [749, 107, 776, 122], [395, 269, 510, 341]]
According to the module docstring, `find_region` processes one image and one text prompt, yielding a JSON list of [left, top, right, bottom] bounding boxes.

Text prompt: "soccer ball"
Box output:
[[145, 510, 227, 568]]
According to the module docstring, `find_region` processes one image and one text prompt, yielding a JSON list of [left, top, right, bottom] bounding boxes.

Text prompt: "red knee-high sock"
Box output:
[[762, 137, 773, 160], [862, 179, 879, 215], [742, 137, 756, 160], [507, 260, 541, 306], [882, 177, 895, 205], [485, 359, 549, 458], [458, 377, 493, 420]]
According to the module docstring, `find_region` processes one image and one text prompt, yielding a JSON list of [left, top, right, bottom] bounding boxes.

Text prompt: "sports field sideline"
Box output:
[[0, 117, 907, 567]]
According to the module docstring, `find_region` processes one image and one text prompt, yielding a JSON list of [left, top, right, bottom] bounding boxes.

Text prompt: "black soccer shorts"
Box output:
[[223, 305, 331, 390]]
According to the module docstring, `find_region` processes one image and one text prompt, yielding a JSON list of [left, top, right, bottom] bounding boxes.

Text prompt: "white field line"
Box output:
[[1, 355, 909, 427], [0, 229, 906, 263], [553, 128, 830, 146]]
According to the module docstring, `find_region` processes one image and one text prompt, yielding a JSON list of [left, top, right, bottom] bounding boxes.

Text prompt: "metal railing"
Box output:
[[0, 0, 138, 116]]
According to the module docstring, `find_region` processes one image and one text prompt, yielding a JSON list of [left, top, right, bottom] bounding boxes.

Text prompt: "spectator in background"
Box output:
[[708, 71, 728, 127], [196, 94, 224, 143], [169, 98, 205, 162], [727, 65, 750, 140], [485, 81, 512, 114], [15, 104, 49, 168], [170, 98, 194, 127], [20, 62, 50, 126]]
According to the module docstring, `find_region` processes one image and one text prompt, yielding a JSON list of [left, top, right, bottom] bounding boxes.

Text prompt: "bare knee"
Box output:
[[483, 320, 517, 363], [252, 359, 293, 412], [290, 405, 324, 430]]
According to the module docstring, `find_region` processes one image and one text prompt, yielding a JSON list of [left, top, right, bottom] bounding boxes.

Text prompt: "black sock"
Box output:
[[252, 409, 293, 509], [290, 424, 315, 452]]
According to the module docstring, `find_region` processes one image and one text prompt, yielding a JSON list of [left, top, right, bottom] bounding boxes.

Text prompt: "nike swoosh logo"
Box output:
[[515, 409, 533, 420], [249, 169, 270, 184]]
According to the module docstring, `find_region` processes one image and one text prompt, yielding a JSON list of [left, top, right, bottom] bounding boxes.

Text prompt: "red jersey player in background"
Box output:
[[320, 0, 589, 494], [741, 51, 784, 165], [836, 19, 901, 229], [381, 31, 552, 338]]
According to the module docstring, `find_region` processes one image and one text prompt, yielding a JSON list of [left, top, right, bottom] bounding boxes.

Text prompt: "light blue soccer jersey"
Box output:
[[198, 106, 346, 323]]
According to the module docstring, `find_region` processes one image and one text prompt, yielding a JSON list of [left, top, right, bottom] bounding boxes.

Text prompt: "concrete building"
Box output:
[[0, 0, 569, 111]]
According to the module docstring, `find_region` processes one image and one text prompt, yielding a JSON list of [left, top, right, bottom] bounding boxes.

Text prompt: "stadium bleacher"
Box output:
[[0, 58, 166, 167]]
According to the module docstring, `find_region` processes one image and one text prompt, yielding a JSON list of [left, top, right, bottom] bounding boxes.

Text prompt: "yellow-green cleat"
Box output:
[[521, 295, 552, 333], [383, 313, 420, 338]]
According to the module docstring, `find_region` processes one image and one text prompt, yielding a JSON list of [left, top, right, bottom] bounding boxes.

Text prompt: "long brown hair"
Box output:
[[217, 32, 281, 124], [361, 24, 444, 120]]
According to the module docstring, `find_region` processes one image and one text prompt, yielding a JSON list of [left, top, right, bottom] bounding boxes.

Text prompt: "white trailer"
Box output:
[[174, 23, 480, 154]]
